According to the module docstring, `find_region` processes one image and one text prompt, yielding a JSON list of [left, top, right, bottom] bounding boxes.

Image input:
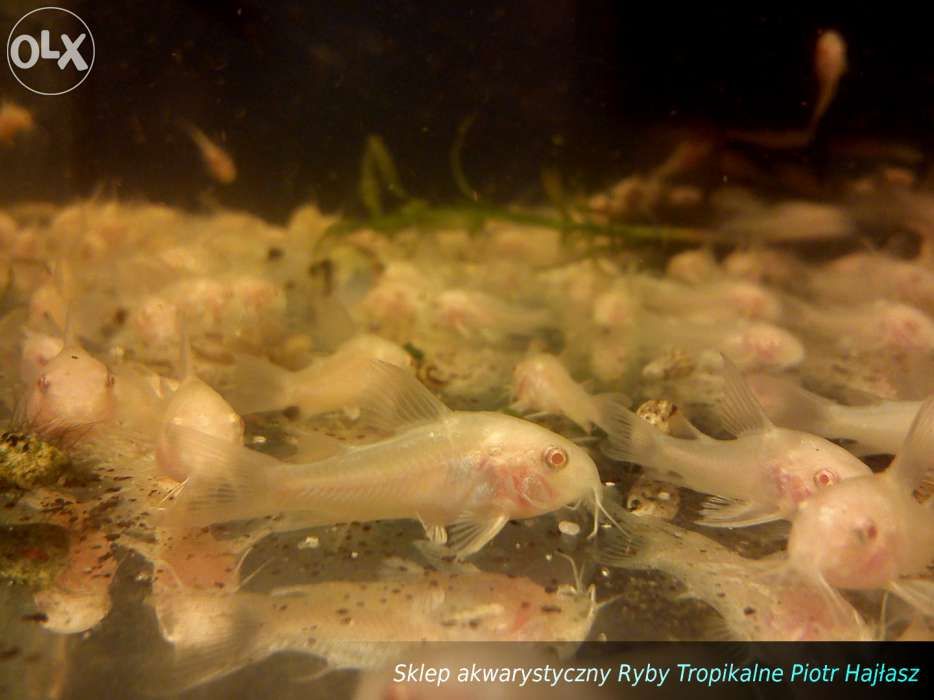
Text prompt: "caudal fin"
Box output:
[[597, 395, 658, 465], [162, 426, 279, 528]]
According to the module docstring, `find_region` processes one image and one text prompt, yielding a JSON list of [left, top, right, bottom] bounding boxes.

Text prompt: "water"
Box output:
[[2, 6, 933, 699]]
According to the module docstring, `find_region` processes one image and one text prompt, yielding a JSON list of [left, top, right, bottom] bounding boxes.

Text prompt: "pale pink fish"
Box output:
[[665, 248, 719, 284], [155, 332, 244, 482], [226, 333, 413, 417], [23, 323, 115, 440], [32, 502, 118, 635], [786, 397, 934, 617], [723, 30, 846, 149], [596, 496, 872, 640], [811, 30, 847, 129], [636, 312, 805, 371], [0, 101, 34, 146], [20, 328, 64, 385], [435, 288, 554, 339], [164, 362, 608, 556], [510, 352, 609, 433], [185, 124, 237, 184], [746, 373, 921, 456], [785, 298, 934, 354], [719, 201, 853, 242], [600, 358, 872, 527], [811, 253, 934, 312], [147, 558, 600, 692], [631, 276, 783, 323]]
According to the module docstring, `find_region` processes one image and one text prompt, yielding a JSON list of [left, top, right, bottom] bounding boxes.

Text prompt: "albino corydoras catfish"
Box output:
[[746, 373, 921, 456], [786, 397, 934, 617], [146, 557, 601, 692], [600, 357, 872, 527], [164, 361, 614, 555], [595, 492, 872, 641]]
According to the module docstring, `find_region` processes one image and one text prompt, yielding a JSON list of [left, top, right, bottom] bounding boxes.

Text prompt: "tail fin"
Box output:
[[225, 354, 291, 415], [140, 592, 266, 694], [597, 395, 658, 465], [162, 426, 279, 528]]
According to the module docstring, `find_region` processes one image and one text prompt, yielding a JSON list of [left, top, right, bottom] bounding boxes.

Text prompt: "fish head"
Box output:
[[788, 476, 899, 589], [26, 345, 114, 434], [156, 380, 244, 482], [481, 417, 601, 518], [771, 434, 873, 512], [720, 323, 804, 370]]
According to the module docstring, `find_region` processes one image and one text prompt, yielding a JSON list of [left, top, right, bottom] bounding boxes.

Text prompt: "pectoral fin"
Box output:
[[696, 495, 782, 528], [888, 578, 934, 618], [446, 513, 509, 557]]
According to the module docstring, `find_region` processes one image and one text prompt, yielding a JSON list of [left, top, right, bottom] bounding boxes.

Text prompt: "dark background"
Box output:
[[2, 2, 932, 221]]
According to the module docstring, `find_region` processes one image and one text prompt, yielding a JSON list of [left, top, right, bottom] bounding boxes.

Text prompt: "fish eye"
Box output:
[[813, 468, 837, 488], [542, 445, 569, 471]]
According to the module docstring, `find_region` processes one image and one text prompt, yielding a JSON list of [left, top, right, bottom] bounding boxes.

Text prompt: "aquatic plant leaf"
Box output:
[[450, 114, 479, 201]]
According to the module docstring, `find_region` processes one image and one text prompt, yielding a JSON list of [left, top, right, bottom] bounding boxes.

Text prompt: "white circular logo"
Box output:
[[7, 7, 94, 95]]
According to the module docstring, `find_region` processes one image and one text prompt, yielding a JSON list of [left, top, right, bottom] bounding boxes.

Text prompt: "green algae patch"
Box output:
[[0, 432, 72, 490], [0, 525, 68, 588]]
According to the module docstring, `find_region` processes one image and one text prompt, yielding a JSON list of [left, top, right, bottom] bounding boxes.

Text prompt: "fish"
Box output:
[[163, 361, 610, 556], [785, 397, 934, 617], [600, 357, 873, 527], [184, 123, 237, 184], [225, 333, 414, 417], [146, 557, 600, 692], [155, 330, 244, 482], [22, 318, 115, 441], [435, 288, 555, 340], [595, 495, 872, 641], [724, 30, 847, 149], [718, 201, 853, 242], [811, 30, 847, 129], [790, 298, 934, 355], [510, 353, 608, 433], [630, 276, 783, 323], [0, 101, 34, 146], [746, 373, 922, 456]]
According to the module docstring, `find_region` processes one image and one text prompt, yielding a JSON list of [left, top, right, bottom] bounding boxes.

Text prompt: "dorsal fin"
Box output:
[[716, 355, 773, 436], [886, 397, 934, 497], [357, 360, 450, 433]]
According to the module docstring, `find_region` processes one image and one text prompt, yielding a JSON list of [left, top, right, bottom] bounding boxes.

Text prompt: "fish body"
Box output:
[[0, 101, 34, 145], [186, 124, 237, 184], [747, 373, 920, 455], [168, 362, 602, 555], [24, 340, 115, 438], [227, 333, 413, 416], [155, 332, 244, 481], [150, 560, 597, 691], [511, 353, 603, 432], [786, 397, 934, 616], [596, 503, 871, 641], [601, 359, 872, 526], [435, 289, 554, 339]]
